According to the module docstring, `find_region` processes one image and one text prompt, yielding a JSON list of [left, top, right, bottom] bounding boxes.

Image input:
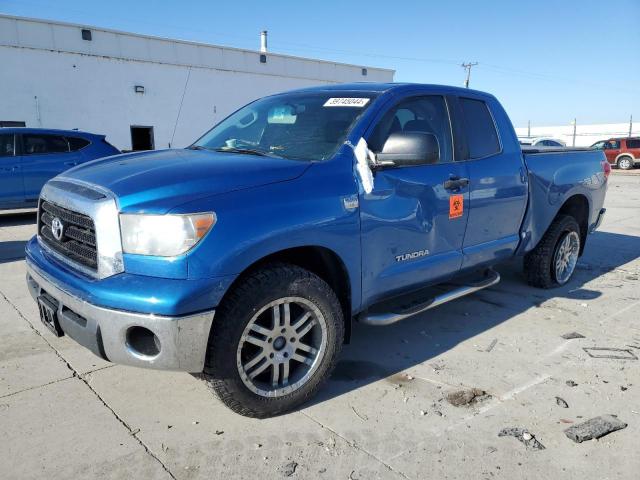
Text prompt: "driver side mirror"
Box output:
[[375, 131, 439, 168]]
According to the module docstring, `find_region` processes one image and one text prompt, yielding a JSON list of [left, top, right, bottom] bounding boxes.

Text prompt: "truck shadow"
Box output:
[[0, 241, 28, 264], [307, 229, 640, 408], [0, 213, 36, 264]]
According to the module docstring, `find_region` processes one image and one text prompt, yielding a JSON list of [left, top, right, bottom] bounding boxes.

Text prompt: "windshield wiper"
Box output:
[[187, 145, 213, 151], [213, 147, 279, 158]]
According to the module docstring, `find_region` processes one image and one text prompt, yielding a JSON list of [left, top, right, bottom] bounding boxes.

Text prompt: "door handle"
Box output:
[[444, 177, 469, 191]]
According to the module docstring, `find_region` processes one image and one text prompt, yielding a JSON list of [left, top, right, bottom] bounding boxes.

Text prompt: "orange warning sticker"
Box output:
[[449, 194, 464, 219]]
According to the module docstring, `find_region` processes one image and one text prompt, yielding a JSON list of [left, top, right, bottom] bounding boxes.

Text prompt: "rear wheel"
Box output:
[[524, 215, 581, 288], [199, 263, 344, 418], [617, 156, 634, 170]]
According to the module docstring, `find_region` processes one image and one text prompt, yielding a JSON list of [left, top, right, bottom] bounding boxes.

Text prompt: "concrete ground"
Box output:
[[1, 172, 639, 480]]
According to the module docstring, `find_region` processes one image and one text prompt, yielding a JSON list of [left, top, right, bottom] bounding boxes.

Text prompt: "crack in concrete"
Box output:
[[300, 411, 411, 480], [0, 289, 177, 480], [0, 374, 75, 399]]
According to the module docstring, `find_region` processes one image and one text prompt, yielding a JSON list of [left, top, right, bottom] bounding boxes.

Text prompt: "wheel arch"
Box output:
[[217, 245, 353, 343], [554, 194, 590, 255]]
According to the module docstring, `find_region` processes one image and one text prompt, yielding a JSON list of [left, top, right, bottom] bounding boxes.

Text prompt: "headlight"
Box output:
[[120, 213, 216, 256]]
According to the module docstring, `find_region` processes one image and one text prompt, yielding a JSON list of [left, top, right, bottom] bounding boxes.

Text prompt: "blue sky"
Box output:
[[1, 0, 638, 127]]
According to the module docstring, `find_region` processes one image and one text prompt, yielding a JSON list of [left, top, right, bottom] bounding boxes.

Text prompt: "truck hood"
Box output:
[[62, 149, 311, 213]]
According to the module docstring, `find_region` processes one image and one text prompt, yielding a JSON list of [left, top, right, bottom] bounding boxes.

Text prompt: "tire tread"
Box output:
[[198, 263, 343, 418]]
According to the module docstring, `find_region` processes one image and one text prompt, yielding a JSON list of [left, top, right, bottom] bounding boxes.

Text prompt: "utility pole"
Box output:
[[527, 120, 531, 138], [571, 118, 577, 147], [630, 115, 633, 137], [461, 62, 478, 88]]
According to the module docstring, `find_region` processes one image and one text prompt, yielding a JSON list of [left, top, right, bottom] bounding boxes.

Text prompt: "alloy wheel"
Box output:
[[236, 297, 328, 398]]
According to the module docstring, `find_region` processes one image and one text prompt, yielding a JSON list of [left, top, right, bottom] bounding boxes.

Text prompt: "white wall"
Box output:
[[515, 123, 638, 147], [0, 15, 394, 150]]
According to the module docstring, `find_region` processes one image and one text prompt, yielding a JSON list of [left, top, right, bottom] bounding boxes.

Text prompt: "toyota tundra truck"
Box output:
[[25, 83, 608, 417]]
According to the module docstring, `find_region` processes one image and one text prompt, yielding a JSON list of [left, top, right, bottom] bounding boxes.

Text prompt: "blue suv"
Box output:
[[0, 128, 120, 210]]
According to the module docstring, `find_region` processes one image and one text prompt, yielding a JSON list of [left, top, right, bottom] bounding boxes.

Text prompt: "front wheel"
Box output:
[[524, 215, 581, 288], [199, 263, 344, 418]]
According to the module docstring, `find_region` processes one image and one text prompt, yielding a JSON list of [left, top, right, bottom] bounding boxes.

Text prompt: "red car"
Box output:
[[591, 137, 640, 170]]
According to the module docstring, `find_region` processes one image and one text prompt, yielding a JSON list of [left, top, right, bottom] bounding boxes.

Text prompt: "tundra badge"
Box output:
[[395, 249, 429, 262]]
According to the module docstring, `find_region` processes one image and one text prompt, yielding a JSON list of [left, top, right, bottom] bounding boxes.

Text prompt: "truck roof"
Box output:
[[286, 82, 494, 98]]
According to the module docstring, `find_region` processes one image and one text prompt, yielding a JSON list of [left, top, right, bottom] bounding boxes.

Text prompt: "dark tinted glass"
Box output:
[[460, 98, 500, 158], [0, 134, 14, 157], [368, 96, 453, 163], [68, 136, 90, 151], [23, 134, 69, 154], [626, 139, 640, 149]]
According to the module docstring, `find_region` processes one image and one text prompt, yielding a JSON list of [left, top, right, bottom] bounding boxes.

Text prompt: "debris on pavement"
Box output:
[[214, 430, 224, 435], [560, 419, 574, 424], [555, 396, 569, 408], [351, 406, 368, 421], [498, 428, 545, 450], [564, 415, 627, 443], [486, 338, 498, 352], [446, 388, 491, 406], [583, 347, 638, 360], [561, 331, 585, 340], [566, 380, 578, 387], [282, 461, 298, 477]]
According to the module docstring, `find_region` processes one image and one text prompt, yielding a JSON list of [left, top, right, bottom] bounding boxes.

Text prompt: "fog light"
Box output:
[[126, 326, 161, 357]]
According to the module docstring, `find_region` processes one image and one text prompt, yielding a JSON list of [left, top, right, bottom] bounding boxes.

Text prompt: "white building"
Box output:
[[0, 14, 394, 150], [515, 122, 638, 147]]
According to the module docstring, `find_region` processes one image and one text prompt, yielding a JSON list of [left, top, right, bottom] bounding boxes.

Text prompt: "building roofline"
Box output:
[[0, 13, 395, 74]]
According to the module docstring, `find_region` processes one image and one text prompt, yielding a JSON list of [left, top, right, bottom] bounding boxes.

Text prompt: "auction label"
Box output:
[[323, 98, 370, 107]]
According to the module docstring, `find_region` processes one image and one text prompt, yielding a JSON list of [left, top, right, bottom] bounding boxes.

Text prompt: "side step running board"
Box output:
[[360, 269, 501, 326]]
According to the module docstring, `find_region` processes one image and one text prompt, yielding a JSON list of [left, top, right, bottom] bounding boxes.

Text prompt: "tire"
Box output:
[[524, 215, 581, 289], [199, 263, 344, 418], [617, 156, 634, 170]]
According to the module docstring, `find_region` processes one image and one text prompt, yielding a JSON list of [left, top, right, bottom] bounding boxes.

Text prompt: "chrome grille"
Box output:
[[39, 200, 98, 270]]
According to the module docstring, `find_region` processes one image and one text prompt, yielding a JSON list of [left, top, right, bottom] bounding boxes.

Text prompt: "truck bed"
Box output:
[[518, 148, 608, 255]]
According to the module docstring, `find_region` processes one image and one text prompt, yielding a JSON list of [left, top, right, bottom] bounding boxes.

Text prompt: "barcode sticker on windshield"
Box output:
[[323, 98, 370, 107]]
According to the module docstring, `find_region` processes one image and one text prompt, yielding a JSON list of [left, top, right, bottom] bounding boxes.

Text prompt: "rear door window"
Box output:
[[459, 98, 500, 159], [626, 139, 640, 149], [0, 134, 14, 157], [23, 134, 69, 155], [67, 136, 91, 151]]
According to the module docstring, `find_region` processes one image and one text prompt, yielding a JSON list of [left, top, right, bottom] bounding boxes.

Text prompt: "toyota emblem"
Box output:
[[51, 217, 64, 241]]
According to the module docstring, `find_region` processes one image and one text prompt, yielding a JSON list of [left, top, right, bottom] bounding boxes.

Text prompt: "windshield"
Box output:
[[191, 92, 376, 161]]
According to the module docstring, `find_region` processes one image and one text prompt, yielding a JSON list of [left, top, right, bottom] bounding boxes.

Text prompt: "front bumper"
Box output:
[[26, 259, 214, 372]]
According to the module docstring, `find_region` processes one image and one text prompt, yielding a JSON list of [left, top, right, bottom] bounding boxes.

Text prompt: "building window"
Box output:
[[81, 29, 92, 41], [260, 54, 267, 63]]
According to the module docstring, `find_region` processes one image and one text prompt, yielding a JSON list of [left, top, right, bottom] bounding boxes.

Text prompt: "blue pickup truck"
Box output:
[[0, 128, 120, 210], [25, 84, 608, 417]]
